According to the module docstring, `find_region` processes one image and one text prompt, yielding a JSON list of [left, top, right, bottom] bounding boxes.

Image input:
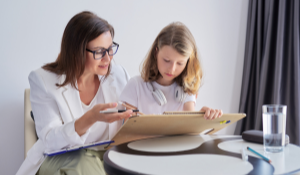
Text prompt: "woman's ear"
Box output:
[[154, 47, 159, 59]]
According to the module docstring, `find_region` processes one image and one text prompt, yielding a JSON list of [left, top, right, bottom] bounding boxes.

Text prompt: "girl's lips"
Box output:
[[165, 73, 173, 77]]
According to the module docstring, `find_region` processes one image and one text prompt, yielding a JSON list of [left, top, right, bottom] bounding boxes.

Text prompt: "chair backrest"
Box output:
[[24, 89, 38, 159]]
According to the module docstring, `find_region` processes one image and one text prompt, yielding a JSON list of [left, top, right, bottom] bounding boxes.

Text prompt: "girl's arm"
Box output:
[[183, 93, 222, 119], [200, 106, 223, 120], [183, 101, 195, 111]]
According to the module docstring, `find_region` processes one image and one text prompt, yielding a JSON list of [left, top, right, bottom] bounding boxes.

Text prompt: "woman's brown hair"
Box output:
[[43, 11, 114, 89], [141, 22, 202, 95]]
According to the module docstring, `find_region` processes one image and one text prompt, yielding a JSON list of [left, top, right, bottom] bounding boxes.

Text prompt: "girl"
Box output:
[[120, 22, 222, 119]]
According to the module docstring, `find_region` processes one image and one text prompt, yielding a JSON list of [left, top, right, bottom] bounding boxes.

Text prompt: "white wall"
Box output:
[[0, 0, 248, 174]]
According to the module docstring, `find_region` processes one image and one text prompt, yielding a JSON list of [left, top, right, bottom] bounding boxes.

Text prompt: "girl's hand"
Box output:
[[200, 106, 223, 120], [91, 102, 133, 123]]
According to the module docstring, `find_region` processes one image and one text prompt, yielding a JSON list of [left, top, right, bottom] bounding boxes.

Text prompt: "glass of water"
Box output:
[[262, 105, 287, 153]]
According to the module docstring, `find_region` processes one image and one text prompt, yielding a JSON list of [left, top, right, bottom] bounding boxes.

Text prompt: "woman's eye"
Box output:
[[95, 50, 104, 55], [164, 59, 170, 62], [177, 63, 183, 66]]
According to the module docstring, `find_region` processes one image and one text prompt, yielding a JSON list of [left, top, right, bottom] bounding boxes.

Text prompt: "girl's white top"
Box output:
[[120, 76, 196, 114]]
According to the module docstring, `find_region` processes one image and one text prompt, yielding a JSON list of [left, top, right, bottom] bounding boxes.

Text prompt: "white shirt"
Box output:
[[81, 84, 109, 150], [120, 76, 196, 114]]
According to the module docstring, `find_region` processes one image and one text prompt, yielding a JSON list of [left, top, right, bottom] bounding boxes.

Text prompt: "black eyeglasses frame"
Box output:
[[86, 42, 119, 60]]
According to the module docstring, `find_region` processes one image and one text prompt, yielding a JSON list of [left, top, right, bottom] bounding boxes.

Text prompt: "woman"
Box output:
[[17, 11, 132, 175]]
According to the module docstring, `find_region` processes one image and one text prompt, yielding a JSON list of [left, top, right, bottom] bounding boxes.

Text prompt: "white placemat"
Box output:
[[218, 139, 300, 174], [108, 150, 253, 175]]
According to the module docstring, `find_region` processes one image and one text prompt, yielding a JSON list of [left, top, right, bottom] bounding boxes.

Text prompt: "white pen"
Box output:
[[99, 109, 139, 114]]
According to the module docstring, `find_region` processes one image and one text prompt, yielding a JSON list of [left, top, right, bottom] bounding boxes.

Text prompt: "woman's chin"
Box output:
[[96, 69, 108, 76]]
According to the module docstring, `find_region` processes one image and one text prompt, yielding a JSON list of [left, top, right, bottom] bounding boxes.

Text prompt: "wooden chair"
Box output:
[[24, 89, 37, 159]]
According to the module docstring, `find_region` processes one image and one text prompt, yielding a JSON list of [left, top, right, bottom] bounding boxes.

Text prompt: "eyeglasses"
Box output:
[[86, 42, 119, 60]]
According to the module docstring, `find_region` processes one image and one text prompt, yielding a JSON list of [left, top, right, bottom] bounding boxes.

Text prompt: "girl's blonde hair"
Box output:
[[141, 22, 202, 95]]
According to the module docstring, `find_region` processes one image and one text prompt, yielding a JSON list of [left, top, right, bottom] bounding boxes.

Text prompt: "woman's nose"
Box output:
[[101, 52, 110, 62]]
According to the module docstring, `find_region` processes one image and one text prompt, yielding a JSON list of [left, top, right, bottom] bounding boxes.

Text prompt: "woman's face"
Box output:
[[156, 45, 189, 86], [85, 31, 113, 76]]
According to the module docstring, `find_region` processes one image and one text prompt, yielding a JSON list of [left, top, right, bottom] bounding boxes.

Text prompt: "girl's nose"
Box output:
[[169, 63, 176, 73]]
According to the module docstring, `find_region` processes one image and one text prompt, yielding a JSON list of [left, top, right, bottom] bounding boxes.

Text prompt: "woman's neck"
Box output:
[[77, 72, 100, 105], [77, 72, 99, 89]]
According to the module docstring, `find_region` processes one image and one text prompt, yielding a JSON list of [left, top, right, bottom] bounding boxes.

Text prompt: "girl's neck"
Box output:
[[156, 77, 174, 86]]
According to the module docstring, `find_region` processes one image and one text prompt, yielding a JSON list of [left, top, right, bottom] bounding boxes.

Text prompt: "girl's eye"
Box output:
[[177, 63, 183, 66], [164, 59, 170, 62]]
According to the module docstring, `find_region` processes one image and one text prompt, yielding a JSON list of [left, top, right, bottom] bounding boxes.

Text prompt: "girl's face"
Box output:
[[156, 45, 189, 86], [85, 31, 113, 76]]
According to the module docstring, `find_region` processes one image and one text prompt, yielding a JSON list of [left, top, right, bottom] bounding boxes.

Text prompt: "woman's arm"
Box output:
[[29, 70, 132, 151], [75, 103, 132, 136], [29, 70, 81, 150]]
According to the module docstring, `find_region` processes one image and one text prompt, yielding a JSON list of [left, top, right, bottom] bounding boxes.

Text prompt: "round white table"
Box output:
[[104, 135, 300, 175]]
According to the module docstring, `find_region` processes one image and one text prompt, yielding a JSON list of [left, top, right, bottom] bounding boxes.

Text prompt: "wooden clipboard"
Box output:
[[107, 112, 246, 148]]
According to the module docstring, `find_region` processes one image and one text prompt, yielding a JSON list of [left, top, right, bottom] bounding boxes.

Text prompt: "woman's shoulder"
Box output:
[[109, 63, 130, 81], [30, 67, 56, 77], [110, 63, 127, 75], [29, 68, 62, 91], [30, 67, 61, 80]]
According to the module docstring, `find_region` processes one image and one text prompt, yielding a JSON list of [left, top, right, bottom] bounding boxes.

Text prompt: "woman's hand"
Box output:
[[91, 102, 133, 123], [121, 102, 144, 115], [75, 102, 133, 136], [200, 106, 223, 120]]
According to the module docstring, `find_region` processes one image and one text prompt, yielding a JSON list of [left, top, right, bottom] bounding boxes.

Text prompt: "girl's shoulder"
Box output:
[[127, 75, 145, 85], [131, 75, 143, 81]]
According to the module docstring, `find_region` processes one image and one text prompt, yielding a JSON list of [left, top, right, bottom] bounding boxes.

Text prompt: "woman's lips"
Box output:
[[98, 65, 108, 68]]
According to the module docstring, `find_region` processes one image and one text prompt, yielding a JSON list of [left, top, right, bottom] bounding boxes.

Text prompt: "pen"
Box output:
[[247, 147, 271, 163], [120, 102, 145, 115], [99, 109, 139, 114]]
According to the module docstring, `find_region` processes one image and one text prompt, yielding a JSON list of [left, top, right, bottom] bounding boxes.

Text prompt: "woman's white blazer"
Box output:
[[16, 63, 130, 175]]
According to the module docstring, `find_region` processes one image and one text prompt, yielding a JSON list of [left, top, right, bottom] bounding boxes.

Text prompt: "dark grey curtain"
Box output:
[[234, 0, 300, 145]]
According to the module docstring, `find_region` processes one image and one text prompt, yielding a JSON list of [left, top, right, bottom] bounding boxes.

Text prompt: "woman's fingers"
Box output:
[[94, 102, 118, 111], [100, 110, 133, 123], [91, 102, 134, 123]]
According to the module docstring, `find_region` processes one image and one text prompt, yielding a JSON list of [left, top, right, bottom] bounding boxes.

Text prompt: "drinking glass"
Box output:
[[262, 105, 287, 153]]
